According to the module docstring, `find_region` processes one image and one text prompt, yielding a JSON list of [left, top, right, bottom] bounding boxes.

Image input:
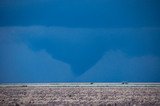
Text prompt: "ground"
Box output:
[[0, 83, 160, 106]]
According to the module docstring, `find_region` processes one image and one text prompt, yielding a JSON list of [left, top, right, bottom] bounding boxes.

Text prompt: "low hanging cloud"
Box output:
[[0, 43, 74, 83], [0, 26, 160, 79], [76, 50, 160, 82]]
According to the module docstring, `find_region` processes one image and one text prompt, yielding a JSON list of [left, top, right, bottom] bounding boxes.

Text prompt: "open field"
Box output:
[[0, 83, 160, 106]]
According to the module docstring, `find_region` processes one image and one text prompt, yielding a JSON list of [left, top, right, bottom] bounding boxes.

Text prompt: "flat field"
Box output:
[[0, 83, 160, 106]]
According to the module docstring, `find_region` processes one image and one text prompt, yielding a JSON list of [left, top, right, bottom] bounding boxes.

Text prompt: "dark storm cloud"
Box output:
[[0, 0, 160, 27], [0, 26, 160, 76], [0, 0, 160, 82]]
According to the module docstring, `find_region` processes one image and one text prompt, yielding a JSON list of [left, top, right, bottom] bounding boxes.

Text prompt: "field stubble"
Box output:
[[0, 84, 160, 106]]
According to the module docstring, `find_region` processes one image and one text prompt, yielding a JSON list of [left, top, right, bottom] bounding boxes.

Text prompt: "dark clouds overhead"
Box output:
[[0, 0, 160, 27], [0, 0, 160, 82]]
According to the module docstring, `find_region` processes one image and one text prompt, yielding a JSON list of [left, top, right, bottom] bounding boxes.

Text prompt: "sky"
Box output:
[[0, 0, 160, 82]]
